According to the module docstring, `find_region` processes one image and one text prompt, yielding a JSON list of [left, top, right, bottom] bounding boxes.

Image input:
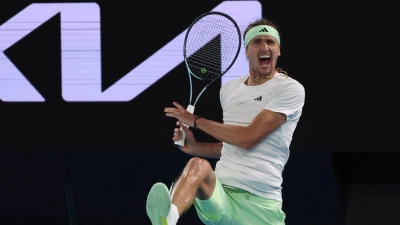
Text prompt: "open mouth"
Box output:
[[259, 55, 271, 66]]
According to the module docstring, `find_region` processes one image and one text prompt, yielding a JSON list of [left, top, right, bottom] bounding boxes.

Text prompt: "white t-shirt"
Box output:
[[214, 72, 305, 202]]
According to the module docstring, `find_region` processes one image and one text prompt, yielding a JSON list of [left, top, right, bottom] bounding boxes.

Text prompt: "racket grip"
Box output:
[[174, 105, 195, 147]]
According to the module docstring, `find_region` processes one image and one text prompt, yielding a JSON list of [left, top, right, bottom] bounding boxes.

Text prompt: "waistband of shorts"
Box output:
[[222, 184, 281, 204], [222, 184, 256, 195]]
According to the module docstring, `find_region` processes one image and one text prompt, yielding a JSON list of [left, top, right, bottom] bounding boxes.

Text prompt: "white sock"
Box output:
[[167, 203, 179, 225]]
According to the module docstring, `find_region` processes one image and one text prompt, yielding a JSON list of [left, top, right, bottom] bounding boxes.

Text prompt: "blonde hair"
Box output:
[[276, 67, 289, 77]]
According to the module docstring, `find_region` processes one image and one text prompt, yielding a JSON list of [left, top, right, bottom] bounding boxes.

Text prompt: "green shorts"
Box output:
[[193, 177, 286, 225]]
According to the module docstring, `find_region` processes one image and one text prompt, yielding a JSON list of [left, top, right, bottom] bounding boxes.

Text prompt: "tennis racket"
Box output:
[[174, 11, 241, 147]]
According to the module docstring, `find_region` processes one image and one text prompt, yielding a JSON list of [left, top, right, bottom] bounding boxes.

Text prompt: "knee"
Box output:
[[184, 157, 212, 177]]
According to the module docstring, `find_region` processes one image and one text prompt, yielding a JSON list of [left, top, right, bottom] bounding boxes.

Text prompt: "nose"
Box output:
[[260, 41, 269, 50], [261, 43, 270, 52]]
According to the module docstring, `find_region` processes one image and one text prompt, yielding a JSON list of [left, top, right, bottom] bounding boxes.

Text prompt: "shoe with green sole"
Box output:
[[146, 182, 171, 225]]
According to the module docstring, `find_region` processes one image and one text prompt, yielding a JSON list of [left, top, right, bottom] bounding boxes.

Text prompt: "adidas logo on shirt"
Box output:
[[254, 96, 262, 101], [259, 28, 268, 33]]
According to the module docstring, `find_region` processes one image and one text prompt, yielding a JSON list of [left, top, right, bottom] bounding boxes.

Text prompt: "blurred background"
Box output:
[[0, 0, 398, 224]]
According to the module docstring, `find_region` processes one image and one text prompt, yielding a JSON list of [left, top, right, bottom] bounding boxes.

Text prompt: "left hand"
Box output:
[[164, 102, 196, 127]]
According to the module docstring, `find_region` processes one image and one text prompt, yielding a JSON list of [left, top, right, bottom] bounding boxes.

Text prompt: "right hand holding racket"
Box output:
[[173, 121, 197, 154], [165, 102, 197, 147]]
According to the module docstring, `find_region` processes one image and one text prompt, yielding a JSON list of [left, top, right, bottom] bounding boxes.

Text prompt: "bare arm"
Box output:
[[195, 109, 285, 149], [165, 102, 286, 150]]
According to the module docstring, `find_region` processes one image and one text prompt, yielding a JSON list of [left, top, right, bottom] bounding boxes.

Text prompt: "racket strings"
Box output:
[[185, 14, 241, 81], [186, 37, 237, 78]]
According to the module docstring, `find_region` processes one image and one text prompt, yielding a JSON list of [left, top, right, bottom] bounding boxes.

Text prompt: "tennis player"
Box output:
[[146, 18, 305, 225]]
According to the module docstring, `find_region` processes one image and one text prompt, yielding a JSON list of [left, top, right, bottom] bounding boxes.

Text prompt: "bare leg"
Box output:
[[170, 157, 216, 216]]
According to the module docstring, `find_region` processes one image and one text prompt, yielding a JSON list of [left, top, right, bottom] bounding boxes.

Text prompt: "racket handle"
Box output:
[[174, 105, 195, 147]]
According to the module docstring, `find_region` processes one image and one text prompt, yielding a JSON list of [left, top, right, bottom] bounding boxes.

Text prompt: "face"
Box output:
[[245, 35, 281, 77]]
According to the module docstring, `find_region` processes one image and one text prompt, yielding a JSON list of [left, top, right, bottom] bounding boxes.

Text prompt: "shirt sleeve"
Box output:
[[264, 80, 305, 121]]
